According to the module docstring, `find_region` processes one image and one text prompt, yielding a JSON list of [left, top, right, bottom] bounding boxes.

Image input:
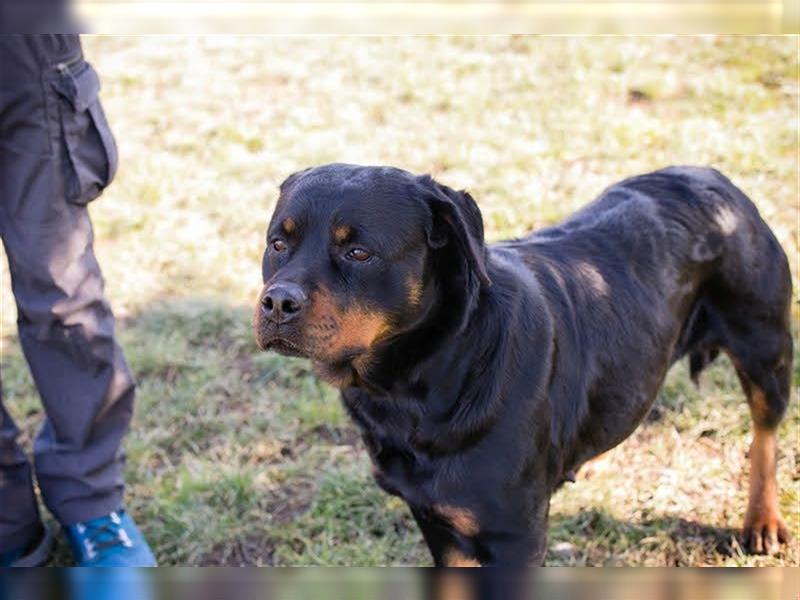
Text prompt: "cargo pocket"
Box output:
[[51, 59, 118, 205]]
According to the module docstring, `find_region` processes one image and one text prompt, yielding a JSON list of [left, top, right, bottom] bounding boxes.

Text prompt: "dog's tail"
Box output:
[[688, 347, 719, 386], [673, 297, 723, 387]]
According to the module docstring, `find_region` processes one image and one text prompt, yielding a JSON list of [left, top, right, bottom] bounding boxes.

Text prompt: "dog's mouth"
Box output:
[[253, 313, 311, 358], [254, 307, 375, 384], [256, 323, 377, 388], [262, 336, 368, 363], [262, 336, 309, 358]]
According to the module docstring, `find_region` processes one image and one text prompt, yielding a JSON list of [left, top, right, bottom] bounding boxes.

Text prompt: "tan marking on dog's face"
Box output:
[[282, 217, 296, 234], [335, 308, 391, 353], [442, 549, 481, 567], [304, 286, 392, 361], [435, 505, 480, 537], [333, 225, 351, 244]]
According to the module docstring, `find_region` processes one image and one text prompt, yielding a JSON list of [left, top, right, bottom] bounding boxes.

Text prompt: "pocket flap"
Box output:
[[53, 63, 101, 113]]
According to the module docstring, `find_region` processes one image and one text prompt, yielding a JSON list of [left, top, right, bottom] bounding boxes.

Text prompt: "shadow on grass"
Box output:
[[548, 508, 741, 566]]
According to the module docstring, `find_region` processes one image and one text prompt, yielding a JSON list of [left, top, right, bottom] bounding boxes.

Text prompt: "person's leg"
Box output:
[[0, 34, 134, 528], [13, 206, 136, 526], [0, 401, 41, 554], [0, 34, 55, 559]]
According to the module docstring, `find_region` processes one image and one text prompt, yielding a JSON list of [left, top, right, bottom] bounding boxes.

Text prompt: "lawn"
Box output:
[[0, 36, 797, 566]]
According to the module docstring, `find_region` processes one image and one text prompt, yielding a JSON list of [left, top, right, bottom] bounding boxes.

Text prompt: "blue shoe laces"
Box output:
[[74, 512, 134, 561]]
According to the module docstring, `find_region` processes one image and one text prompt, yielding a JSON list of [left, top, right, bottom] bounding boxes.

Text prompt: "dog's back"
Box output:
[[526, 165, 791, 383], [500, 166, 791, 387]]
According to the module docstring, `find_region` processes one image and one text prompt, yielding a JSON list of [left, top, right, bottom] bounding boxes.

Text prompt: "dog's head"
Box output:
[[254, 163, 490, 386]]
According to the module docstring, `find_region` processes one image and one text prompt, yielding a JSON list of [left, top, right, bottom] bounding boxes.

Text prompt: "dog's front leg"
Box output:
[[476, 494, 551, 567], [412, 498, 550, 567], [411, 507, 480, 567]]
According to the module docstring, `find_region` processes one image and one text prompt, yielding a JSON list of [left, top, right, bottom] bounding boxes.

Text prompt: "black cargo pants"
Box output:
[[0, 35, 135, 552]]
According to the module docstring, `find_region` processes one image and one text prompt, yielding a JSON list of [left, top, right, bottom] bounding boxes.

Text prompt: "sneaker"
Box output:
[[66, 567, 156, 600], [0, 524, 54, 567], [64, 509, 157, 567]]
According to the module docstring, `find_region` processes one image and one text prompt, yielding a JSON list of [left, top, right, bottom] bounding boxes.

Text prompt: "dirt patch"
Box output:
[[300, 424, 362, 448], [266, 478, 316, 524], [247, 439, 295, 465], [198, 536, 276, 566]]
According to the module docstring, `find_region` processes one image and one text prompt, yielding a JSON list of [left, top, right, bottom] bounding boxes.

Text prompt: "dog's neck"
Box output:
[[339, 259, 526, 455], [352, 259, 485, 390]]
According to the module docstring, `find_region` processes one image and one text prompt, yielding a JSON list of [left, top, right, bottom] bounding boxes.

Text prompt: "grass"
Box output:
[[0, 36, 797, 566]]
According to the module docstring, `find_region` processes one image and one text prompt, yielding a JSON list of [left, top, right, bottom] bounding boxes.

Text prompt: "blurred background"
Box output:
[[0, 35, 797, 566], [2, 568, 798, 599], [73, 1, 798, 34]]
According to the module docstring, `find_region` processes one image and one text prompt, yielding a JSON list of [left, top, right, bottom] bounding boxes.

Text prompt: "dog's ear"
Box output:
[[416, 174, 491, 287], [279, 167, 313, 195]]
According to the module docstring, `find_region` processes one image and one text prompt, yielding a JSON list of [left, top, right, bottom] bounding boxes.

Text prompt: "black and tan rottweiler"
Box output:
[[253, 164, 792, 566]]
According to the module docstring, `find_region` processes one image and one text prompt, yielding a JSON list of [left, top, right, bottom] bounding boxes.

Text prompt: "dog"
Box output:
[[253, 164, 792, 566]]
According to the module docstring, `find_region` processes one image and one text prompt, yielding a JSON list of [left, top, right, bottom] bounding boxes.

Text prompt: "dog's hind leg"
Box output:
[[738, 356, 791, 555], [724, 327, 792, 555], [692, 177, 794, 554], [677, 294, 790, 553]]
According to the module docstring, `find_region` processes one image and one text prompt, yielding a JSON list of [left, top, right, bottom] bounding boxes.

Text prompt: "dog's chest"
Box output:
[[341, 387, 436, 506], [368, 438, 436, 507]]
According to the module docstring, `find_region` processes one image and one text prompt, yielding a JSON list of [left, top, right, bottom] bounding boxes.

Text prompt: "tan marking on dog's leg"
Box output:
[[748, 387, 772, 429], [435, 505, 480, 537], [743, 422, 790, 555], [442, 549, 481, 567], [436, 573, 475, 600], [726, 371, 790, 555]]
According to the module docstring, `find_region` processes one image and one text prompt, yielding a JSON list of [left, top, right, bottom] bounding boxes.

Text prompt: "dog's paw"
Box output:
[[742, 509, 790, 555]]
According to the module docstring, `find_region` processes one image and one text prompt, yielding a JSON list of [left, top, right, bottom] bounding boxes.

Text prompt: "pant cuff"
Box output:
[[0, 520, 42, 554], [49, 490, 124, 528]]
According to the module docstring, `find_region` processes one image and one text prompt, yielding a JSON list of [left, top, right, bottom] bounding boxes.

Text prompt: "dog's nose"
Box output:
[[261, 283, 307, 324]]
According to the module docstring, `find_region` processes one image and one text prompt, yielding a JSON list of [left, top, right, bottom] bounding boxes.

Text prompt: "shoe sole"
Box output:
[[12, 525, 55, 567]]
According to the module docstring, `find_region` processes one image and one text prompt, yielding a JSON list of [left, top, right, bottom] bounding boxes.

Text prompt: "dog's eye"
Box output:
[[345, 248, 371, 262], [271, 239, 287, 252]]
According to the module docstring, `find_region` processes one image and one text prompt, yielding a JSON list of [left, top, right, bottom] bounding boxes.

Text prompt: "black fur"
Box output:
[[254, 164, 792, 565]]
